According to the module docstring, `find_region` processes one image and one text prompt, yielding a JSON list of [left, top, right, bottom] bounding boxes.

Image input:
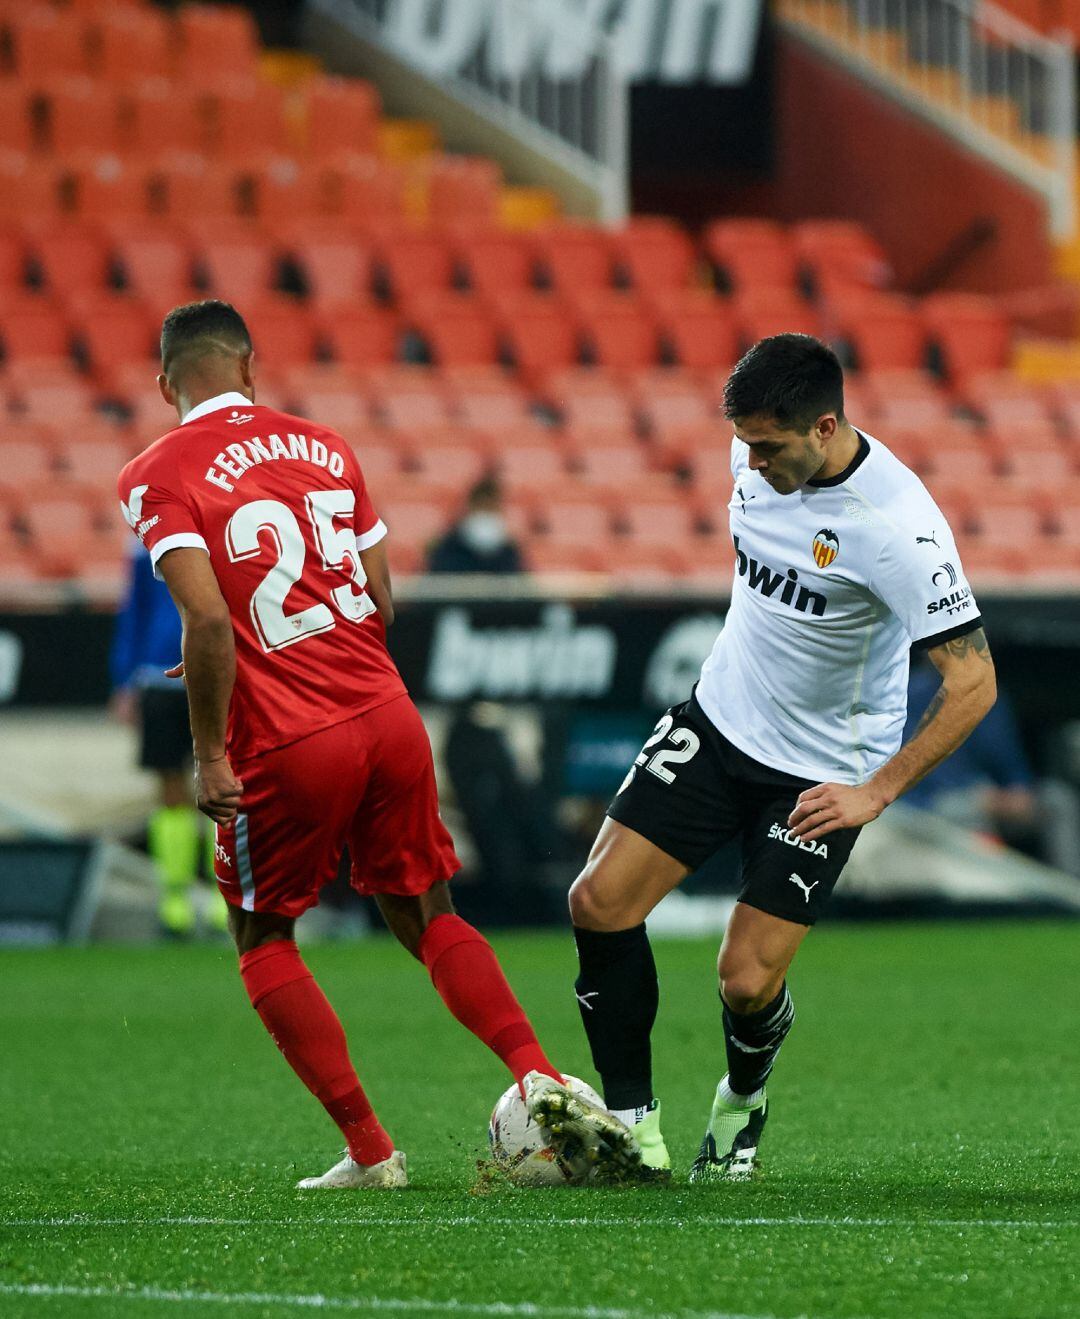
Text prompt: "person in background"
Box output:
[[426, 477, 523, 575], [111, 543, 226, 937]]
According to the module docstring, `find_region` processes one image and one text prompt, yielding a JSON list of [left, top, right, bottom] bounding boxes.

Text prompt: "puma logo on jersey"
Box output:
[[733, 537, 827, 617], [788, 872, 819, 903], [768, 821, 829, 858]]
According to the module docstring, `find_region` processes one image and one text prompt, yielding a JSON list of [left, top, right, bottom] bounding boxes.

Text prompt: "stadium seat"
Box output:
[[68, 293, 157, 380], [41, 79, 120, 155], [0, 437, 57, 494], [494, 292, 579, 380], [793, 219, 891, 294], [243, 298, 320, 370], [455, 232, 537, 298], [544, 369, 635, 435], [194, 223, 282, 302], [573, 291, 660, 370], [632, 369, 713, 436], [68, 156, 152, 222], [369, 368, 452, 430], [0, 156, 63, 224], [16, 485, 113, 576], [152, 158, 242, 222], [921, 293, 1011, 382], [443, 367, 533, 431], [175, 4, 260, 83], [324, 154, 409, 229], [536, 490, 617, 543], [863, 369, 954, 430], [704, 219, 799, 293], [828, 293, 927, 371], [678, 532, 737, 586], [304, 78, 381, 158], [0, 227, 28, 293], [110, 223, 195, 304], [962, 372, 1055, 429], [0, 83, 33, 154], [320, 304, 399, 367], [966, 486, 1054, 540], [8, 369, 98, 425], [495, 444, 572, 493], [207, 85, 291, 159], [995, 438, 1077, 489], [374, 231, 454, 302], [91, 6, 173, 83], [249, 157, 323, 225], [534, 224, 614, 292], [733, 288, 822, 343], [0, 296, 71, 364], [56, 436, 133, 491], [122, 82, 205, 157], [601, 538, 693, 585], [571, 438, 654, 487], [349, 438, 409, 483], [921, 437, 1002, 487], [649, 289, 740, 370], [380, 496, 453, 555], [611, 217, 696, 293], [522, 539, 604, 574], [406, 291, 500, 367], [287, 224, 375, 306], [428, 156, 501, 229], [412, 438, 491, 492], [7, 10, 89, 81]]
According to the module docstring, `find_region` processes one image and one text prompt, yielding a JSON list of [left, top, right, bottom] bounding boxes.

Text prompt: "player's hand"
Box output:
[[164, 661, 185, 680], [194, 755, 243, 824], [786, 782, 886, 842]]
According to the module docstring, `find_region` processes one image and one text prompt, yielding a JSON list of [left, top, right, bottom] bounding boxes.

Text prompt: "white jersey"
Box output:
[[696, 431, 980, 785]]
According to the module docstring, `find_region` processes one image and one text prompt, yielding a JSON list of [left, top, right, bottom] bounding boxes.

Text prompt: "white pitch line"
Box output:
[[4, 1214, 1078, 1231], [0, 1282, 797, 1319]]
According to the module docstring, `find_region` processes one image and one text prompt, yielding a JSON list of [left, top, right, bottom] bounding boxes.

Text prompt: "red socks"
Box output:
[[418, 914, 561, 1084], [239, 940, 394, 1167]]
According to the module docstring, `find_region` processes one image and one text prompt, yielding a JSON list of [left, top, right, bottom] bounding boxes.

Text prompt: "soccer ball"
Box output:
[[488, 1075, 604, 1186]]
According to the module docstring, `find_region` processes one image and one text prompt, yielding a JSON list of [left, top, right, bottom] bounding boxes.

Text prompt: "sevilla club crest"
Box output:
[[812, 528, 839, 568]]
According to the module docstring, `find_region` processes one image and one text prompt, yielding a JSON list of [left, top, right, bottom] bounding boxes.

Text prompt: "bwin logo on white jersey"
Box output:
[[733, 537, 827, 617], [768, 821, 829, 858]]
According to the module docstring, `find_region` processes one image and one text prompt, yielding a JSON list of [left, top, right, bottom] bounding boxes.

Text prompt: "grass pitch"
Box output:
[[1, 921, 1078, 1319]]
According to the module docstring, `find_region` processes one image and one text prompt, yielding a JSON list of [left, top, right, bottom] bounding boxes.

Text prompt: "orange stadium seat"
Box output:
[[601, 539, 693, 585], [283, 370, 370, 434], [0, 437, 57, 493], [7, 10, 89, 81], [8, 368, 97, 424], [249, 158, 324, 225], [407, 292, 499, 367], [679, 532, 736, 586], [375, 232, 454, 302], [69, 293, 157, 379], [922, 294, 1011, 382], [545, 369, 635, 434], [17, 486, 113, 576], [413, 439, 490, 492], [0, 157, 63, 224], [381, 497, 452, 553], [611, 217, 696, 293], [996, 438, 1077, 489], [0, 297, 71, 363], [0, 227, 27, 293], [535, 224, 614, 292], [41, 79, 120, 155], [538, 490, 617, 543], [122, 82, 205, 156], [496, 444, 571, 493], [962, 372, 1055, 429], [704, 219, 799, 292], [110, 224, 196, 304], [286, 224, 374, 306], [649, 289, 739, 370], [445, 367, 533, 431], [966, 486, 1054, 540], [456, 232, 537, 298], [572, 438, 654, 486], [243, 298, 319, 370], [370, 368, 451, 430], [325, 154, 409, 230], [828, 293, 927, 371], [494, 292, 579, 380], [304, 79, 380, 158], [793, 219, 891, 294], [350, 439, 408, 482], [91, 6, 173, 83], [921, 437, 1001, 488], [208, 85, 291, 159], [574, 291, 660, 370], [321, 304, 399, 367], [195, 223, 282, 301], [56, 436, 134, 491], [153, 159, 242, 222], [68, 157, 152, 222], [522, 540, 604, 574], [733, 288, 821, 343], [632, 369, 712, 435], [863, 369, 954, 430], [0, 83, 33, 154], [176, 4, 260, 83], [428, 156, 502, 229]]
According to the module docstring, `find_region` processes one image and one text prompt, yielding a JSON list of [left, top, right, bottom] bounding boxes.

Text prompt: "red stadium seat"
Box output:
[[632, 369, 713, 437], [995, 437, 1077, 489], [0, 84, 33, 154], [0, 227, 28, 294], [0, 297, 71, 364], [494, 292, 578, 380], [152, 159, 242, 222], [9, 369, 97, 425], [195, 223, 282, 302], [412, 440, 490, 492], [649, 289, 739, 370], [678, 532, 737, 587], [324, 154, 409, 230], [243, 298, 320, 370], [304, 78, 380, 158], [207, 85, 290, 159], [8, 10, 89, 80], [92, 6, 173, 83], [123, 82, 205, 157], [792, 219, 891, 293], [381, 497, 453, 553], [286, 224, 374, 306], [0, 437, 58, 494], [962, 372, 1055, 430], [286, 375, 371, 436], [610, 217, 696, 293], [349, 438, 409, 482], [321, 304, 399, 367], [922, 294, 1011, 383], [535, 224, 614, 292], [369, 368, 451, 430], [537, 490, 618, 543], [406, 292, 499, 367], [571, 439, 654, 486], [26, 223, 111, 295], [966, 486, 1053, 539], [176, 4, 260, 83], [0, 156, 64, 224], [68, 157, 152, 222], [110, 224, 196, 304], [601, 538, 692, 585], [428, 156, 501, 229], [56, 436, 133, 491], [456, 232, 537, 298], [248, 157, 323, 225], [733, 288, 821, 343], [69, 293, 157, 380], [41, 79, 120, 155], [522, 539, 604, 574], [921, 438, 1002, 488], [445, 367, 533, 431], [496, 444, 572, 493], [375, 231, 454, 302], [573, 291, 659, 370], [863, 369, 954, 431], [704, 219, 799, 292], [545, 369, 635, 434], [828, 293, 927, 371]]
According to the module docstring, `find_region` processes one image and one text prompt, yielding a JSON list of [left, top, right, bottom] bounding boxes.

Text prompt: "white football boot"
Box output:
[[296, 1149, 407, 1190], [523, 1071, 641, 1176]]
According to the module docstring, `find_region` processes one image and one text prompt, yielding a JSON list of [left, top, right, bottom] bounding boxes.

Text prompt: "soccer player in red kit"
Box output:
[[118, 301, 636, 1188]]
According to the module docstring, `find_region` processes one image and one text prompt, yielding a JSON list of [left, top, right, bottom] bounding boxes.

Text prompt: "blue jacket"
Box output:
[[110, 546, 184, 692]]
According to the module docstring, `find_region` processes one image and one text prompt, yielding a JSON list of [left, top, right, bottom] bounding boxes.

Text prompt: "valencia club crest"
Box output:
[[812, 528, 839, 568]]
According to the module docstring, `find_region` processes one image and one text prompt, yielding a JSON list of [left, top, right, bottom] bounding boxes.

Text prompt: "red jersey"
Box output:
[[118, 392, 406, 762]]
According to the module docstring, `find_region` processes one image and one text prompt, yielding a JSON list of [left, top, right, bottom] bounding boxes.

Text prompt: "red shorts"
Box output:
[[213, 695, 460, 918]]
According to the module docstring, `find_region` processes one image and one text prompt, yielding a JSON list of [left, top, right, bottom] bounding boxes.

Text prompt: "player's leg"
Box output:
[[217, 729, 404, 1189], [569, 699, 736, 1175], [141, 687, 199, 938]]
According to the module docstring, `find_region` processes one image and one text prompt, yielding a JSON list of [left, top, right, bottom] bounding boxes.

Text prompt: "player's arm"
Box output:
[[157, 547, 244, 824], [788, 626, 996, 842], [359, 537, 394, 625]]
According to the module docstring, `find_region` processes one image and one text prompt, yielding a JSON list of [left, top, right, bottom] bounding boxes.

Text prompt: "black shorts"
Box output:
[[606, 693, 861, 925], [138, 686, 192, 773]]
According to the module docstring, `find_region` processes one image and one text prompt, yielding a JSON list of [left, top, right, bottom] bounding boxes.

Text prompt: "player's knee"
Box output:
[[568, 869, 632, 931], [717, 955, 781, 1015]]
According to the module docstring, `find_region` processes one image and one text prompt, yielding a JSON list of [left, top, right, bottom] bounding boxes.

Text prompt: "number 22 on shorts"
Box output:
[[618, 714, 701, 793]]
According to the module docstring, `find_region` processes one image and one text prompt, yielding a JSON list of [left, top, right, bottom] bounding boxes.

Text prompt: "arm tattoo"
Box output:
[[912, 686, 946, 738], [940, 627, 992, 665]]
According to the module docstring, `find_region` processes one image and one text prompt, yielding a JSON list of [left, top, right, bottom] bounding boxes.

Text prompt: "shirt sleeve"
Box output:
[[118, 453, 208, 581], [346, 449, 387, 551], [869, 504, 981, 649]]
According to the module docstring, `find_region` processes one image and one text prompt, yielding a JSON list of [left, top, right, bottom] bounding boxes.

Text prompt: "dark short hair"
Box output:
[[160, 300, 252, 377], [723, 333, 845, 433]]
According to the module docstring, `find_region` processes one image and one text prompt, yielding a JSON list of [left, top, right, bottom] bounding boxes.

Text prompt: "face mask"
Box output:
[[460, 511, 509, 553]]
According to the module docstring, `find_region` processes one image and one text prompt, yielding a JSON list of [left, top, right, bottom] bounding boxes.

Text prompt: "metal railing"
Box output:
[[777, 0, 1076, 237], [307, 0, 629, 223]]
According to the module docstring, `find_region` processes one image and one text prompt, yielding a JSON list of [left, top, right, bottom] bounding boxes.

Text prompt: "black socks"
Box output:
[[572, 923, 658, 1111], [722, 981, 795, 1096]]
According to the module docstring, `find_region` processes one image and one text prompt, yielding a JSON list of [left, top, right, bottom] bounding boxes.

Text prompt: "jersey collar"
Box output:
[[181, 392, 254, 425], [806, 430, 870, 488]]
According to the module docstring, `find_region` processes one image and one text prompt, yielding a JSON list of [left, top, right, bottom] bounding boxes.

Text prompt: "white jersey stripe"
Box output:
[[234, 813, 256, 911]]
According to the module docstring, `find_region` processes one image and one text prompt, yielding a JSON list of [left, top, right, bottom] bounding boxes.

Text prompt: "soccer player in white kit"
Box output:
[[568, 334, 997, 1181]]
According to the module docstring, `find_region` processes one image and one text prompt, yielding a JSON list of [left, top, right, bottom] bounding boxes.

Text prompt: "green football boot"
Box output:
[[688, 1085, 768, 1184], [629, 1100, 672, 1183]]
